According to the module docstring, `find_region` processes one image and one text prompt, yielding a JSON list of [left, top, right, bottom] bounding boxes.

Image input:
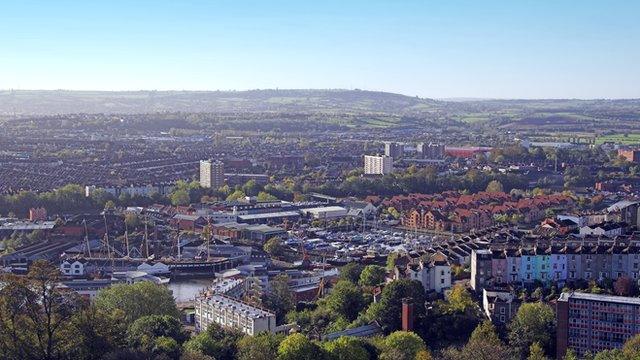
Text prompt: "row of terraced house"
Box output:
[[471, 240, 640, 291], [391, 191, 574, 233]]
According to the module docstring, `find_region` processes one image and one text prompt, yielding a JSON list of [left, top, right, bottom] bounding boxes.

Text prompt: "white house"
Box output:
[[60, 259, 87, 276], [579, 221, 625, 238]]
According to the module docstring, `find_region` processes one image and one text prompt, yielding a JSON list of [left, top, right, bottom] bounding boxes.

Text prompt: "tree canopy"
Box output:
[[94, 281, 180, 325]]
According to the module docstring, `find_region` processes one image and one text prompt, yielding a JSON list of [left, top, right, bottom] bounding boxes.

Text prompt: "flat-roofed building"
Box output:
[[200, 160, 225, 189], [557, 292, 640, 358], [195, 294, 276, 335], [302, 206, 348, 220]]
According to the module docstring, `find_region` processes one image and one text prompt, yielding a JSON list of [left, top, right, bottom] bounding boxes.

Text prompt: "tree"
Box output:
[[622, 334, 640, 359], [263, 237, 285, 257], [237, 332, 284, 360], [366, 279, 426, 333], [153, 336, 181, 359], [485, 180, 504, 193], [380, 331, 427, 360], [171, 189, 191, 206], [104, 200, 116, 210], [386, 252, 399, 270], [359, 265, 387, 286], [226, 190, 247, 201], [323, 280, 366, 322], [442, 320, 511, 360], [66, 305, 128, 360], [127, 315, 188, 352], [528, 342, 548, 360], [322, 336, 370, 360], [257, 191, 278, 202], [125, 213, 141, 229], [508, 303, 556, 358], [180, 352, 215, 360], [264, 274, 295, 323], [339, 263, 364, 284], [0, 260, 83, 360], [242, 180, 261, 197], [387, 207, 400, 219], [614, 276, 635, 296], [593, 349, 624, 360], [277, 333, 323, 360], [182, 322, 241, 360], [182, 333, 219, 359], [94, 282, 179, 326], [445, 284, 475, 314], [563, 349, 578, 360]]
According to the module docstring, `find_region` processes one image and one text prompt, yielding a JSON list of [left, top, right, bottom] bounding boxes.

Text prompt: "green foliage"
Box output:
[[323, 336, 371, 360], [171, 189, 191, 206], [323, 280, 367, 322], [380, 331, 427, 360], [226, 189, 247, 201], [67, 306, 129, 359], [236, 332, 285, 360], [125, 212, 141, 228], [127, 315, 188, 352], [257, 191, 278, 201], [593, 349, 624, 360], [94, 282, 179, 325], [153, 336, 181, 359], [264, 274, 295, 323], [0, 184, 97, 217], [527, 342, 549, 360], [366, 279, 426, 333], [485, 180, 504, 193], [508, 302, 556, 358], [277, 333, 324, 360], [242, 180, 262, 197], [563, 348, 579, 360], [182, 333, 219, 358], [359, 265, 386, 287], [386, 252, 399, 270], [180, 352, 215, 360], [339, 262, 364, 283], [263, 237, 285, 257], [622, 334, 640, 359], [0, 260, 84, 360], [286, 306, 338, 338], [442, 320, 511, 360], [183, 322, 242, 360], [443, 284, 474, 314]]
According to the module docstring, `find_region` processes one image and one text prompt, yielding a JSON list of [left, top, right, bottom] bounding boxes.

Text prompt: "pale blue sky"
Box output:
[[1, 0, 638, 98]]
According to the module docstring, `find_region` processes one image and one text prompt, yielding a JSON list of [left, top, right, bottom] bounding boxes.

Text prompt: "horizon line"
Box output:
[[1, 88, 639, 102]]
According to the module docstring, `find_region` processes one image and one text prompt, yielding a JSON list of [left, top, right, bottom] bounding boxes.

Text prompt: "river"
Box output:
[[167, 278, 213, 303]]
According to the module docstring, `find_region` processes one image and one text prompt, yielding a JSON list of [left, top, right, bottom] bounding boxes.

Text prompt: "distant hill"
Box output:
[[1, 90, 639, 133], [0, 89, 439, 116]]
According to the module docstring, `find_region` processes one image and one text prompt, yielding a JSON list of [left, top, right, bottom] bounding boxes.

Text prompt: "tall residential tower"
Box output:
[[200, 160, 224, 189]]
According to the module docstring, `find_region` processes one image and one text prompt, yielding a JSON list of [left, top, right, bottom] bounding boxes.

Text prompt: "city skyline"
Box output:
[[1, 0, 639, 99]]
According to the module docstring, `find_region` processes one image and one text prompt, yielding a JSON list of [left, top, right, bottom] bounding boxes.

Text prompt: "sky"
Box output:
[[1, 0, 639, 99]]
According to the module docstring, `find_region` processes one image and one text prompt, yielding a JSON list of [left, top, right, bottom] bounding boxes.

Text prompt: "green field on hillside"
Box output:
[[596, 134, 640, 145]]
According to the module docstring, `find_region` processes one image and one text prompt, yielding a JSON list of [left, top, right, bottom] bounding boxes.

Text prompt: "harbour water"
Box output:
[[167, 277, 213, 302]]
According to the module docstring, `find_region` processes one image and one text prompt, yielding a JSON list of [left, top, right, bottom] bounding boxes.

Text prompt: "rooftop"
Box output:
[[558, 291, 640, 306], [200, 294, 275, 319], [238, 211, 300, 221]]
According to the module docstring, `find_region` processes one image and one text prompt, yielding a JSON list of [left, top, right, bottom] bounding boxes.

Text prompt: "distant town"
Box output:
[[2, 90, 640, 359]]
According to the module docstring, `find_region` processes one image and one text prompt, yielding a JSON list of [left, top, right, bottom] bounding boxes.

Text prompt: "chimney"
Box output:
[[402, 297, 414, 331]]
